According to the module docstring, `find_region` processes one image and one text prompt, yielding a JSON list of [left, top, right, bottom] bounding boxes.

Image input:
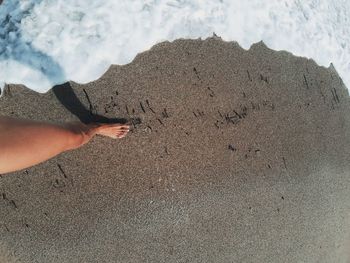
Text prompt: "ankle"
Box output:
[[64, 122, 97, 150]]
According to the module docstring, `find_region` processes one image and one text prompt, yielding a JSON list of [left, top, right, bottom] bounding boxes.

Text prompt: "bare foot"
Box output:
[[64, 122, 130, 150], [95, 123, 130, 139]]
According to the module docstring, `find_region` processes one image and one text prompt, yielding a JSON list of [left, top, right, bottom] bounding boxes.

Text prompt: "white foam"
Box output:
[[0, 0, 349, 93]]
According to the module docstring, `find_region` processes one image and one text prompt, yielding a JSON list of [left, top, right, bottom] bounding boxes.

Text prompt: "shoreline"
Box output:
[[0, 38, 349, 262]]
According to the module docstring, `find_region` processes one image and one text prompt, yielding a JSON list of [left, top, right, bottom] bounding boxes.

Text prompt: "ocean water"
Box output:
[[0, 0, 349, 93]]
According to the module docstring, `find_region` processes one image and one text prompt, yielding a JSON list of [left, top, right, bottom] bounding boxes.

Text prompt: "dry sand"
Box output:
[[0, 38, 350, 262]]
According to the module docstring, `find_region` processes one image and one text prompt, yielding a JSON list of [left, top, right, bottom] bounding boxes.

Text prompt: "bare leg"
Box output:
[[0, 116, 130, 174]]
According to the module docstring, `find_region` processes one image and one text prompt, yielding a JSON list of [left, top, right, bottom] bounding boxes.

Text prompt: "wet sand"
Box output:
[[0, 38, 350, 262]]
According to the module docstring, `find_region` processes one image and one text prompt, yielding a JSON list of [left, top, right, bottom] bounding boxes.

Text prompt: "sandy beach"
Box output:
[[0, 38, 350, 262]]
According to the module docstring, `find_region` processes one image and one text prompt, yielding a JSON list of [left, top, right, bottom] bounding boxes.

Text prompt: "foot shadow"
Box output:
[[52, 83, 140, 125]]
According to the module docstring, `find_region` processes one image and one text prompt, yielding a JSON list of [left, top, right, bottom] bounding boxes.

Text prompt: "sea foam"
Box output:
[[0, 0, 349, 93]]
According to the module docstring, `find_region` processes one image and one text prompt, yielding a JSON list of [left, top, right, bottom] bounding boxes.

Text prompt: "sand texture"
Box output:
[[0, 38, 350, 262]]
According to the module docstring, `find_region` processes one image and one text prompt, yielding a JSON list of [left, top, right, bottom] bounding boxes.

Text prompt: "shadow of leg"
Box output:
[[52, 83, 138, 125]]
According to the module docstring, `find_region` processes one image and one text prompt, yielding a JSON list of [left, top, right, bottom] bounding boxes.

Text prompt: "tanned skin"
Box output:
[[0, 116, 130, 174]]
